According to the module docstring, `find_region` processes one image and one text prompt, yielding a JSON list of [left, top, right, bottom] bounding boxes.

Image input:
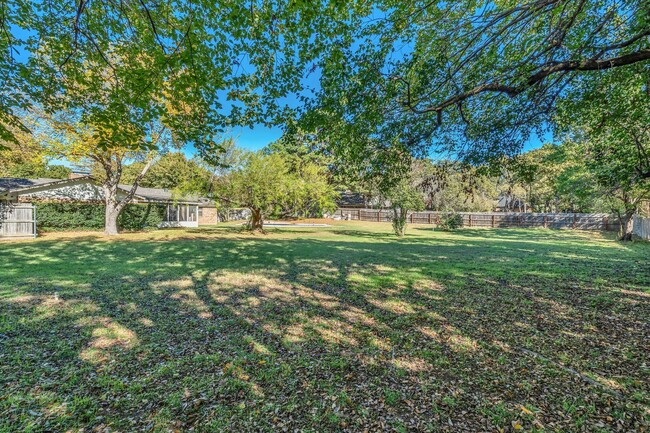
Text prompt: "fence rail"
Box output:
[[0, 205, 37, 238], [334, 208, 618, 231], [633, 215, 650, 240]]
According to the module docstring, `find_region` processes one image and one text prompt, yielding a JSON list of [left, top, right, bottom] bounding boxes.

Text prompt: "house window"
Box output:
[[198, 208, 203, 217]]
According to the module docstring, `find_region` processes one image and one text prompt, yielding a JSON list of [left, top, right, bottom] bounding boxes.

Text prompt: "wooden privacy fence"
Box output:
[[334, 208, 618, 231], [633, 215, 650, 240], [0, 205, 37, 238]]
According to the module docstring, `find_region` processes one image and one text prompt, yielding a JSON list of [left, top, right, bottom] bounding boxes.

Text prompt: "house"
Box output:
[[494, 194, 531, 212], [0, 175, 221, 229], [335, 191, 387, 209], [336, 191, 366, 208]]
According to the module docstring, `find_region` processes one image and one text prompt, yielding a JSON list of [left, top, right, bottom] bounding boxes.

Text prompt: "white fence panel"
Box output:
[[633, 215, 650, 240], [0, 205, 36, 238]]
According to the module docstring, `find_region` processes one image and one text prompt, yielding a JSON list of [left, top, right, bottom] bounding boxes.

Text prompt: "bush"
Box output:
[[36, 202, 166, 231], [36, 202, 104, 230], [437, 212, 463, 230], [118, 203, 166, 231]]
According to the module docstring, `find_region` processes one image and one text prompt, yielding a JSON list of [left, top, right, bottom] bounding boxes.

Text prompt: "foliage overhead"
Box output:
[[2, 0, 370, 154], [300, 0, 650, 169]]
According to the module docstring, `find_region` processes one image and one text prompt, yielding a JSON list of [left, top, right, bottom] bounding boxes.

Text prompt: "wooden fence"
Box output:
[[0, 205, 37, 238], [334, 208, 618, 231], [633, 215, 650, 240]]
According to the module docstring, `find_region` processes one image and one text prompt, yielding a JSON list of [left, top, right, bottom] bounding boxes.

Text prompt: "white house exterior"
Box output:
[[0, 176, 204, 228]]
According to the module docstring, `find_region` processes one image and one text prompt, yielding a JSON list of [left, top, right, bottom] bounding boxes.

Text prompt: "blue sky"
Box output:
[[227, 125, 283, 151]]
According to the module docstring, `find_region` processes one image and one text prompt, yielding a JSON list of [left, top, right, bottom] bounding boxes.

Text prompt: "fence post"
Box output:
[[491, 215, 495, 228], [33, 205, 37, 239], [573, 213, 577, 229], [377, 210, 381, 222], [544, 215, 547, 228], [428, 213, 432, 224], [358, 209, 361, 220], [410, 213, 413, 223], [604, 216, 609, 231], [468, 214, 472, 227]]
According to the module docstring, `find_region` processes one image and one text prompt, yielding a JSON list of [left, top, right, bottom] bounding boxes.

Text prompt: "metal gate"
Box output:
[[0, 204, 36, 238]]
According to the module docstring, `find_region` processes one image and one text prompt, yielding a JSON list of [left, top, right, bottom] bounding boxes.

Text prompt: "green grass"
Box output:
[[1, 222, 649, 432]]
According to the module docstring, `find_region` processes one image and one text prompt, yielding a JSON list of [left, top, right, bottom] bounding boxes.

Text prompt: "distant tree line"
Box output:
[[2, 132, 648, 239]]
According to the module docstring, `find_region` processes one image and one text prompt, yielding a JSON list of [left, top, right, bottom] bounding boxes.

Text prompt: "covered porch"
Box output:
[[160, 203, 199, 228]]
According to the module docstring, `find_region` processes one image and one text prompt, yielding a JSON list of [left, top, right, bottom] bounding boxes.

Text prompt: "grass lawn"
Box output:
[[1, 222, 649, 432]]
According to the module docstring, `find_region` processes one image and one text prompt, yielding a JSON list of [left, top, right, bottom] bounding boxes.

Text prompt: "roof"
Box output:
[[121, 185, 204, 203], [0, 178, 65, 192], [496, 195, 526, 208], [337, 191, 365, 207], [0, 176, 206, 204]]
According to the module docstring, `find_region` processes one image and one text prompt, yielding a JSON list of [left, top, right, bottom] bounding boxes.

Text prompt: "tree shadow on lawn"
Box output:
[[1, 233, 649, 432]]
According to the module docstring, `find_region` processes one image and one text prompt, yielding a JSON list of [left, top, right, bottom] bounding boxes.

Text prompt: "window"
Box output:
[[188, 205, 197, 222]]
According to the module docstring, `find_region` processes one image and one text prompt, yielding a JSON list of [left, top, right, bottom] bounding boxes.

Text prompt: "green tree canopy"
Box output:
[[557, 64, 650, 239], [298, 0, 649, 171], [216, 151, 337, 231], [383, 175, 424, 236], [120, 152, 211, 193], [3, 0, 371, 151], [0, 123, 71, 179]]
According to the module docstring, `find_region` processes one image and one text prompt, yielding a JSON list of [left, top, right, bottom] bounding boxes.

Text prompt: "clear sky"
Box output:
[[228, 125, 283, 151]]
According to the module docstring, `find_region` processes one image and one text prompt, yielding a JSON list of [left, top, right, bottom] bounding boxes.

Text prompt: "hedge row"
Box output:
[[36, 202, 167, 231]]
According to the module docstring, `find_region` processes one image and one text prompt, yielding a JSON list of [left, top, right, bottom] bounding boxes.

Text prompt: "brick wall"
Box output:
[[198, 206, 218, 225]]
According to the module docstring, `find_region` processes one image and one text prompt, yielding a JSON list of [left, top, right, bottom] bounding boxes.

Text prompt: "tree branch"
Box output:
[[116, 153, 156, 211], [409, 49, 650, 115], [137, 0, 167, 54], [60, 0, 88, 68]]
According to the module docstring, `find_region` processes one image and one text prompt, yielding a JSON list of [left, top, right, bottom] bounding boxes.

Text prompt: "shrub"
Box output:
[[36, 202, 104, 230], [384, 178, 425, 237], [437, 212, 463, 230], [36, 202, 166, 231], [118, 203, 166, 231]]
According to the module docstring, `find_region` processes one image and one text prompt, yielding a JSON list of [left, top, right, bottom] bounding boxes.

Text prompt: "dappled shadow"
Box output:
[[1, 226, 649, 432]]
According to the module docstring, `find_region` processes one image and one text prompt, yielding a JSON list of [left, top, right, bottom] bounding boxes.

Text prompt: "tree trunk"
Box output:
[[392, 207, 407, 236], [250, 208, 264, 232], [97, 152, 155, 236], [618, 210, 635, 241], [105, 203, 120, 236], [103, 184, 123, 236]]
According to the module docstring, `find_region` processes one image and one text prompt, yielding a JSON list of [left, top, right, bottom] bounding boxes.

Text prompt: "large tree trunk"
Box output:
[[250, 208, 264, 231], [617, 210, 635, 241], [98, 153, 155, 236], [103, 184, 123, 236], [104, 204, 120, 236]]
